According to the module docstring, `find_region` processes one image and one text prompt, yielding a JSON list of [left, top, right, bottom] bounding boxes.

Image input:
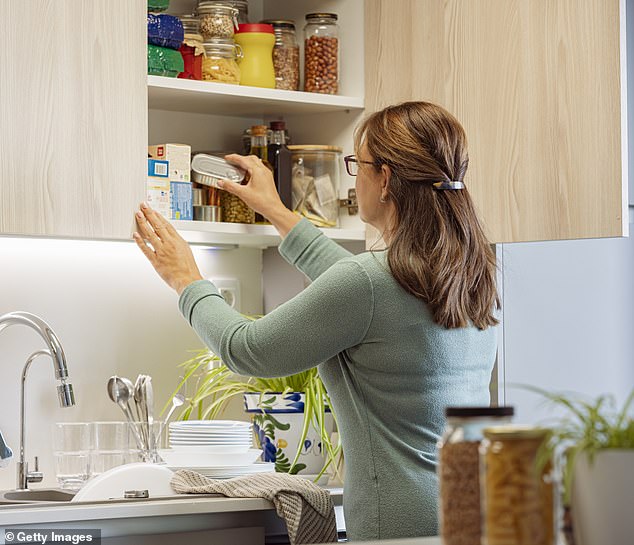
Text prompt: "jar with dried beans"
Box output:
[[261, 20, 299, 91], [303, 13, 339, 94]]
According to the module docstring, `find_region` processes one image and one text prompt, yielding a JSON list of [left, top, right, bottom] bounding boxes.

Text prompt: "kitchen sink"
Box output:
[[0, 488, 75, 504]]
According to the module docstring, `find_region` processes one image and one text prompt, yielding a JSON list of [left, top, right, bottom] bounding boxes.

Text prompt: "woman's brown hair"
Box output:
[[355, 101, 499, 329]]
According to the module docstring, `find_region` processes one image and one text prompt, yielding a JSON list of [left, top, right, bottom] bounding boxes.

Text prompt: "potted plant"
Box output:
[[162, 348, 342, 482], [527, 385, 634, 545]]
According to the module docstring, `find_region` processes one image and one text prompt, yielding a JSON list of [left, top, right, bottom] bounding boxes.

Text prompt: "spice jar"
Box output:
[[304, 13, 339, 94], [201, 38, 242, 84], [289, 145, 342, 228], [260, 20, 299, 91], [480, 426, 557, 545], [234, 24, 276, 88], [197, 2, 239, 39], [437, 407, 514, 545], [178, 14, 205, 80]]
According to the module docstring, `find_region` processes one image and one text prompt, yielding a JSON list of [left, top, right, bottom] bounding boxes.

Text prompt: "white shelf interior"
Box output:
[[172, 220, 365, 248]]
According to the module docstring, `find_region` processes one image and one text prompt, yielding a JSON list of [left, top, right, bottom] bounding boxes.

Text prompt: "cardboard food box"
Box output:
[[147, 159, 171, 220], [148, 143, 191, 182]]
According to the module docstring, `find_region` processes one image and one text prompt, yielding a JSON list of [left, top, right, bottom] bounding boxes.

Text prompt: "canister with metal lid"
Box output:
[[480, 426, 557, 545], [191, 153, 246, 188]]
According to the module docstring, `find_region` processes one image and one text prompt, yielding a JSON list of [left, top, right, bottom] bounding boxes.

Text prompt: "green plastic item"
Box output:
[[148, 0, 169, 13], [147, 45, 184, 77]]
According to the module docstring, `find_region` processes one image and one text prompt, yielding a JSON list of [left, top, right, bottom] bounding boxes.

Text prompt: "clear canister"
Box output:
[[303, 13, 339, 94], [260, 20, 299, 91], [437, 407, 514, 545], [289, 145, 342, 228], [197, 0, 248, 24], [480, 426, 557, 545], [201, 38, 242, 84], [197, 2, 239, 39]]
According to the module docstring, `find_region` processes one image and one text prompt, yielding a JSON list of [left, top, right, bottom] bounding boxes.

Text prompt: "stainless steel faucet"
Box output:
[[0, 311, 76, 490]]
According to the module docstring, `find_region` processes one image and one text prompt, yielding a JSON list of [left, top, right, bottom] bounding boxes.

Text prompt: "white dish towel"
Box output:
[[171, 469, 337, 544]]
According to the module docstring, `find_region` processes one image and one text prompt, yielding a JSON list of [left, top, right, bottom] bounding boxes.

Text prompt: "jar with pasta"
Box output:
[[438, 407, 514, 545], [202, 38, 242, 84], [197, 2, 238, 40], [480, 426, 557, 545]]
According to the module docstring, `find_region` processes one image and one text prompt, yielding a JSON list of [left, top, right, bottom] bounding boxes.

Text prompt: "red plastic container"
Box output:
[[178, 44, 202, 80]]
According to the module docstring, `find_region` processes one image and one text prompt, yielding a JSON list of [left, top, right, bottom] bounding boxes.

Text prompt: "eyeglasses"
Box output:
[[343, 155, 379, 176]]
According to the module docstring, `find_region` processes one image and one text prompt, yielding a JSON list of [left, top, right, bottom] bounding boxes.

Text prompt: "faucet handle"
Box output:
[[27, 456, 43, 483]]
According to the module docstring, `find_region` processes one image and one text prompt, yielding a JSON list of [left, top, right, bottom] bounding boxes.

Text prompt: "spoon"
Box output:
[[107, 376, 144, 449], [144, 377, 155, 453], [156, 393, 185, 446], [134, 375, 148, 449]]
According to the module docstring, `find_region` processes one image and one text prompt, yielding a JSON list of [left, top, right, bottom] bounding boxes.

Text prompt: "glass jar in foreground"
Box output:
[[437, 407, 514, 545], [303, 13, 339, 94], [201, 38, 242, 84], [260, 20, 299, 91], [480, 426, 557, 545], [289, 145, 342, 228], [197, 2, 239, 40]]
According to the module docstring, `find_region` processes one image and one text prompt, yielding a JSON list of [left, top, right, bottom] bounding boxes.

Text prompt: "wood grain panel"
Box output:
[[0, 0, 147, 239], [365, 0, 625, 243]]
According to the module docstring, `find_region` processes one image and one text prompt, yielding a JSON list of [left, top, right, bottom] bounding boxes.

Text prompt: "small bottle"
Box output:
[[250, 125, 273, 222], [480, 426, 557, 545], [267, 121, 293, 209], [303, 13, 339, 94], [437, 407, 514, 545]]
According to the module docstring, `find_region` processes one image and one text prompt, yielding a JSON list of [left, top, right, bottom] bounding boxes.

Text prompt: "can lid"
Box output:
[[483, 425, 551, 439], [288, 145, 343, 153], [445, 406, 514, 418], [260, 19, 296, 30], [236, 23, 274, 34], [191, 154, 246, 183], [306, 13, 338, 21]]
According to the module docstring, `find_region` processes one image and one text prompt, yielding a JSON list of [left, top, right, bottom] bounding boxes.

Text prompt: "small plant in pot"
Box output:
[[526, 385, 634, 545], [163, 349, 342, 482]]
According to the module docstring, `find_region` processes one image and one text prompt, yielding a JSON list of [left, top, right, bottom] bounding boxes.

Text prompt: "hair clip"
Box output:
[[432, 181, 465, 190]]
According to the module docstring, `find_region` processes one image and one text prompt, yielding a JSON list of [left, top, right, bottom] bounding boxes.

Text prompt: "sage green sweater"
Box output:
[[179, 219, 497, 541]]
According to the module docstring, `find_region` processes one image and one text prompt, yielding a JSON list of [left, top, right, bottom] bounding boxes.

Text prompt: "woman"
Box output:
[[134, 101, 499, 541]]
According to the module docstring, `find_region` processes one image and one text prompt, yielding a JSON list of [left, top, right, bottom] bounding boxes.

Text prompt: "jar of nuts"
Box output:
[[197, 2, 238, 40], [480, 426, 557, 545], [220, 191, 255, 224], [260, 20, 299, 91], [303, 13, 339, 95], [437, 407, 514, 545]]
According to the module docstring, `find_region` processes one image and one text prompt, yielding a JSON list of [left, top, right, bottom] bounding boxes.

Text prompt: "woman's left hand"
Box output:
[[133, 203, 203, 295]]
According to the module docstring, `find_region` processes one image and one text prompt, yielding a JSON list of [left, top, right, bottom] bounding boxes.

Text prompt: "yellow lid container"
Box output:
[[234, 23, 276, 88]]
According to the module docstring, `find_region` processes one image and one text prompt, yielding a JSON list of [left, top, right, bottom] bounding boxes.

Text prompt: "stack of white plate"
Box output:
[[161, 420, 273, 479]]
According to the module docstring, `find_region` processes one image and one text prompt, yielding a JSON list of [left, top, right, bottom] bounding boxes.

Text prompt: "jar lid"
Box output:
[[197, 2, 238, 15], [483, 425, 551, 440], [178, 13, 200, 31], [202, 38, 240, 56], [445, 406, 514, 418], [250, 125, 268, 136], [305, 13, 338, 21], [288, 145, 343, 153], [260, 19, 296, 30], [236, 23, 274, 34], [269, 121, 286, 131]]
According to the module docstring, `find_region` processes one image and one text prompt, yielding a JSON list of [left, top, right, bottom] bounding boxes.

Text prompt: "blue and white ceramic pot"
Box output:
[[244, 392, 334, 478]]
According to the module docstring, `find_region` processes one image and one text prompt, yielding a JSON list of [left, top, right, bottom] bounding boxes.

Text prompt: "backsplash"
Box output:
[[0, 237, 263, 490]]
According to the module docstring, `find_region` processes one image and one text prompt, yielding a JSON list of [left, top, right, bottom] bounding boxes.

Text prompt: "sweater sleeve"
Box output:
[[178, 258, 374, 378], [278, 218, 353, 281]]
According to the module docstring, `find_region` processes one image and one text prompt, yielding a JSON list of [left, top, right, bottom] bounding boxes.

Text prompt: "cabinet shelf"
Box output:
[[172, 220, 365, 248], [148, 76, 365, 117]]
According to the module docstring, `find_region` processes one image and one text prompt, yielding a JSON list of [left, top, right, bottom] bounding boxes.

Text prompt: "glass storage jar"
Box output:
[[197, 2, 238, 40], [201, 38, 242, 84], [197, 0, 248, 24], [437, 407, 514, 545], [480, 426, 557, 545], [260, 20, 299, 91], [303, 13, 339, 94], [289, 145, 342, 227]]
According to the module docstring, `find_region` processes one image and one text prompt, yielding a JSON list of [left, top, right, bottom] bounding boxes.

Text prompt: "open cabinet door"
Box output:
[[364, 0, 627, 244]]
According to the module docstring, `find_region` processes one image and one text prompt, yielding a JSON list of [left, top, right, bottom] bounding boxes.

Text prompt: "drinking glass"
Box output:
[[90, 422, 130, 476], [52, 422, 91, 490]]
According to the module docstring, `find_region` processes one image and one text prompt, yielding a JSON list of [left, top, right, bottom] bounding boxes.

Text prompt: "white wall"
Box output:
[[498, 228, 634, 424], [0, 237, 263, 490]]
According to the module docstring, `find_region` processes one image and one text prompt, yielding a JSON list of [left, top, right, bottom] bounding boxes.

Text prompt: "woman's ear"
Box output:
[[380, 164, 392, 201]]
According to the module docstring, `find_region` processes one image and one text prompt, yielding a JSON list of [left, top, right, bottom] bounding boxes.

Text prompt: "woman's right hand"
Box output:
[[219, 154, 286, 221]]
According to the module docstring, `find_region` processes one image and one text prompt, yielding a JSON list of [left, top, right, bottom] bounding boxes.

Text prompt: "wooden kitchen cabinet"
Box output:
[[0, 1, 147, 240], [365, 0, 627, 244]]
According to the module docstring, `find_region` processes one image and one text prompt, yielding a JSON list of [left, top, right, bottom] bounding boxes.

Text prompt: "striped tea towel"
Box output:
[[171, 469, 337, 545]]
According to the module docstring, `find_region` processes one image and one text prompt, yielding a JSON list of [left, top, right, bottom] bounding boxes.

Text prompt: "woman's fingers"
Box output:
[[135, 209, 162, 248], [133, 231, 157, 263], [225, 153, 260, 173]]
